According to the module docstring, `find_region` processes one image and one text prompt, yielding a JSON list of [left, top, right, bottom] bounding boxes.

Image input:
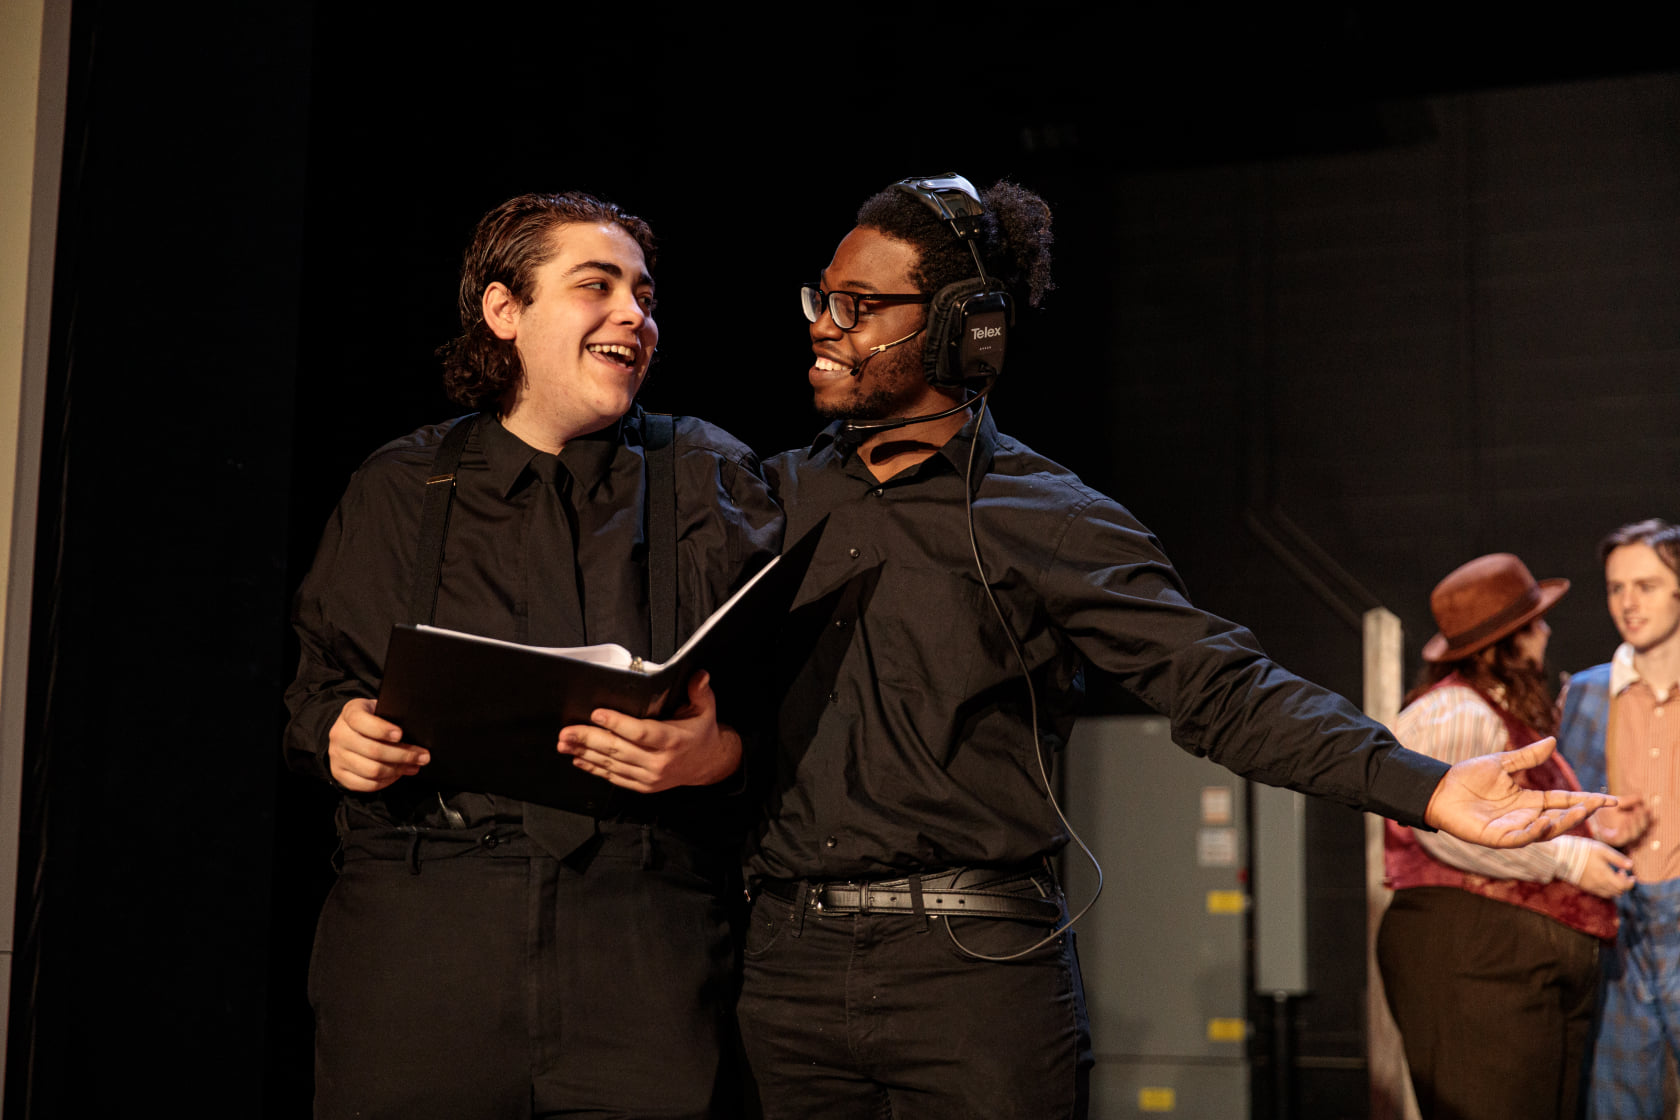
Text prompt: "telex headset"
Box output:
[[891, 173, 1014, 388]]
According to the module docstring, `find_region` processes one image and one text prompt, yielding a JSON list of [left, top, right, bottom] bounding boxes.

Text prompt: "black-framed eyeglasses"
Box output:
[[800, 284, 931, 331]]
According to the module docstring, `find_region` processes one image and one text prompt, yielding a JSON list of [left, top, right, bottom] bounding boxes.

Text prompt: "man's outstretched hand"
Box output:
[[1423, 736, 1618, 848]]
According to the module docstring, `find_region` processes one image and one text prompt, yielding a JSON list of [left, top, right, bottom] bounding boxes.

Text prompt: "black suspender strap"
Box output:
[[643, 412, 678, 662], [409, 409, 677, 655], [409, 413, 478, 626]]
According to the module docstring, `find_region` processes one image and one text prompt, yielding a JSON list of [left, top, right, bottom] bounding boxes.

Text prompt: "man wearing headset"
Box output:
[[565, 174, 1614, 1119]]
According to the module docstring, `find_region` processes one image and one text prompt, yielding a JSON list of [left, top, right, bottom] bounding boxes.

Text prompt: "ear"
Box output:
[[481, 282, 520, 341]]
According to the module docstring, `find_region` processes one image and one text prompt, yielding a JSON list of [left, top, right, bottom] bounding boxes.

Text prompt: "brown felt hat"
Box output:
[[1421, 553, 1569, 663]]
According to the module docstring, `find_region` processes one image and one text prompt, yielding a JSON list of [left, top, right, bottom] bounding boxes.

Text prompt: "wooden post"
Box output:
[[1363, 607, 1419, 1120]]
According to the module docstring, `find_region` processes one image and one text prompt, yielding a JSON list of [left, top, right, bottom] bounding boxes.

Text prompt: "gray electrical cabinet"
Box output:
[[1062, 716, 1251, 1119]]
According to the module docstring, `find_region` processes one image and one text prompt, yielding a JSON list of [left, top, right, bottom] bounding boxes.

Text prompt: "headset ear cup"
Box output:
[[923, 280, 1011, 388], [923, 279, 991, 388]]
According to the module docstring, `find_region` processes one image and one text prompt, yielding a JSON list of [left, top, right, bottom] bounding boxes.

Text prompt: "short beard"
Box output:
[[813, 343, 923, 423], [816, 385, 899, 423]]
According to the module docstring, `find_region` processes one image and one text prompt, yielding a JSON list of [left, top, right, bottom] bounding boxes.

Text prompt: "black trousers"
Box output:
[[308, 821, 737, 1120], [736, 877, 1091, 1120], [1378, 886, 1601, 1120]]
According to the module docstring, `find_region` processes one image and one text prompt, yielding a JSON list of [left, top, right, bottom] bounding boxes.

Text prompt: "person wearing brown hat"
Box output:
[[1377, 553, 1635, 1120]]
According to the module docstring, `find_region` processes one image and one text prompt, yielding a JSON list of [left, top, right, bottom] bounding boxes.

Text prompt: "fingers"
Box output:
[[1518, 788, 1615, 814], [581, 705, 652, 743], [1526, 804, 1594, 843], [555, 678, 737, 794], [1500, 735, 1558, 773], [1484, 802, 1593, 847], [557, 724, 664, 792], [339, 696, 404, 743], [1580, 852, 1637, 898], [1590, 844, 1637, 897], [328, 698, 428, 792]]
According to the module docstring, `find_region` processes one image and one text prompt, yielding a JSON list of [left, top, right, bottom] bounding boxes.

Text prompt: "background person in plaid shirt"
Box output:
[[1558, 519, 1680, 1119]]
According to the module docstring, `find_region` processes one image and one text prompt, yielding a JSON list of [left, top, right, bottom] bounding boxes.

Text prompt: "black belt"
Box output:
[[759, 869, 1062, 923]]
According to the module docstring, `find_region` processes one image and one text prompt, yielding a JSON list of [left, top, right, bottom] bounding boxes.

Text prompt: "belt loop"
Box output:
[[406, 831, 422, 876], [639, 824, 654, 870], [790, 883, 810, 938], [908, 873, 932, 934]]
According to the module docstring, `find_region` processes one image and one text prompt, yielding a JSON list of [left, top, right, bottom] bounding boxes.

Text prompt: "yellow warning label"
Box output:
[[1206, 890, 1246, 914], [1207, 1017, 1247, 1042], [1138, 1087, 1176, 1112]]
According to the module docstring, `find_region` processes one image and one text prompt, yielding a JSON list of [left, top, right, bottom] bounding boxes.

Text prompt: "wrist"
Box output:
[[1422, 778, 1447, 831], [709, 727, 743, 786]]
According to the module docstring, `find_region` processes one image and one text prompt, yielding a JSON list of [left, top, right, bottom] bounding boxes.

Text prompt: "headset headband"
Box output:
[[893, 173, 992, 283], [883, 172, 1011, 387]]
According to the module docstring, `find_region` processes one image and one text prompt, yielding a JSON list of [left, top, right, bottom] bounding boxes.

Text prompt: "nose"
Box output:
[[809, 303, 843, 342], [610, 288, 649, 330]]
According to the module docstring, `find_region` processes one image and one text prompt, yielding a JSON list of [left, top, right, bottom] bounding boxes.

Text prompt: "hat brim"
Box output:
[[1420, 577, 1569, 662]]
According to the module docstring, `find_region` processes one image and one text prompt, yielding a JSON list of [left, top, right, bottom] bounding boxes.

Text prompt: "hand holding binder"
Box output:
[[373, 517, 824, 813], [557, 670, 741, 794]]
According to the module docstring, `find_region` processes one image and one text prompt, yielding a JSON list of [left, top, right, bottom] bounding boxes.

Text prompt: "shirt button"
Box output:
[[871, 488, 884, 497], [825, 837, 838, 848], [1653, 839, 1663, 851], [828, 691, 839, 704], [1658, 708, 1666, 718], [1652, 748, 1661, 758], [834, 618, 849, 629], [849, 547, 861, 559]]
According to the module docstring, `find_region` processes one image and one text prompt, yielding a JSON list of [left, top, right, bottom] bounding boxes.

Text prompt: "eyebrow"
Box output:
[[564, 260, 655, 288], [817, 271, 885, 295]]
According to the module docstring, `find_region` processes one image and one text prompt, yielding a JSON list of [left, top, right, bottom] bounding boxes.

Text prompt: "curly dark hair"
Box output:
[[854, 177, 1054, 307], [1599, 518, 1680, 577], [1408, 629, 1557, 736], [437, 192, 656, 411]]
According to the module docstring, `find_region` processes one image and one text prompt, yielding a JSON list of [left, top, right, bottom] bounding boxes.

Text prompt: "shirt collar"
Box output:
[[478, 414, 541, 497], [806, 405, 999, 478], [560, 409, 632, 497], [1612, 642, 1645, 697], [1612, 641, 1680, 703], [479, 409, 632, 498]]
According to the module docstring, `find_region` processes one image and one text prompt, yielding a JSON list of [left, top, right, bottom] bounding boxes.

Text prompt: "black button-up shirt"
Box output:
[[749, 411, 1445, 882], [284, 409, 782, 846]]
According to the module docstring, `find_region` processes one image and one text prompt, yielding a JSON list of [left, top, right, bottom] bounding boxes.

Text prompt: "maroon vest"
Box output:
[[1383, 675, 1616, 942]]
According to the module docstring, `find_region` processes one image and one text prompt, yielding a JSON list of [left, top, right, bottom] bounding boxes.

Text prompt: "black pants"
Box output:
[[308, 821, 737, 1119], [736, 877, 1091, 1120], [1378, 886, 1601, 1120]]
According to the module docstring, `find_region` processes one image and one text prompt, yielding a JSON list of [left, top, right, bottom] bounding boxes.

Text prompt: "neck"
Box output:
[[501, 394, 614, 456], [1632, 637, 1680, 693], [855, 402, 972, 482]]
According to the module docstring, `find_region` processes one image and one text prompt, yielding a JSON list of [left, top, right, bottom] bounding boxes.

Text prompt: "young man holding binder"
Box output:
[[565, 173, 1617, 1119], [283, 192, 780, 1119]]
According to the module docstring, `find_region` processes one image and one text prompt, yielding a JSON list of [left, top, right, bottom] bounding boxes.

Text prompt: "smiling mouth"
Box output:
[[588, 343, 640, 369], [809, 357, 853, 382]]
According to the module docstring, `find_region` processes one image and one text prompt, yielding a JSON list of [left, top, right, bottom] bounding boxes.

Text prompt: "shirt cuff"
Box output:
[[1551, 834, 1593, 886]]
